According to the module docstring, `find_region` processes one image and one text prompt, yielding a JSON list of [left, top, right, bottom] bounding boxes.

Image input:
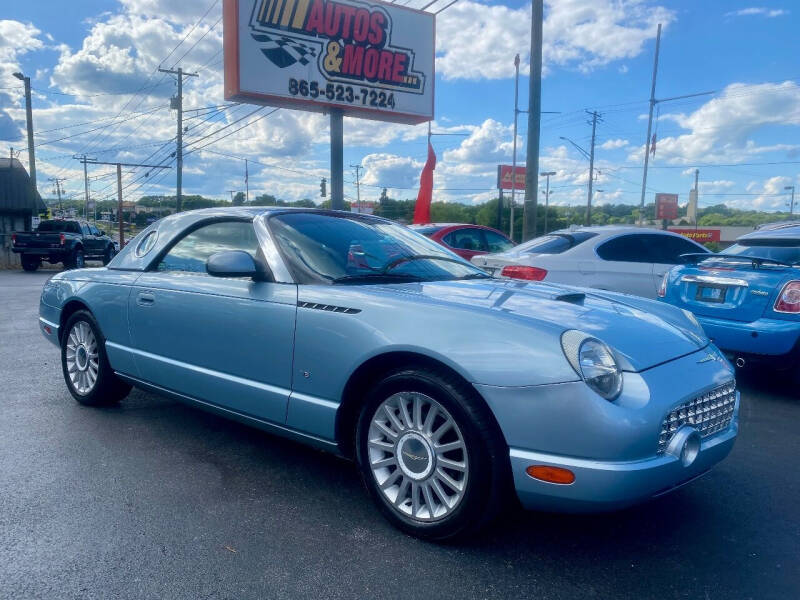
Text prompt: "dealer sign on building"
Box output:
[[224, 0, 435, 124]]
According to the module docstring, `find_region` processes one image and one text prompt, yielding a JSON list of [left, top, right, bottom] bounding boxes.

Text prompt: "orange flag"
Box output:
[[413, 142, 436, 224]]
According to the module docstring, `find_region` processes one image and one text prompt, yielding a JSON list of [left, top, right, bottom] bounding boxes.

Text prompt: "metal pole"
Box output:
[[639, 23, 662, 224], [21, 76, 36, 191], [117, 163, 124, 248], [541, 172, 555, 233], [330, 109, 344, 210], [83, 156, 90, 220], [510, 54, 520, 242], [176, 67, 183, 213], [351, 164, 363, 213], [245, 159, 249, 203], [587, 111, 598, 226], [497, 188, 504, 232], [523, 0, 543, 241]]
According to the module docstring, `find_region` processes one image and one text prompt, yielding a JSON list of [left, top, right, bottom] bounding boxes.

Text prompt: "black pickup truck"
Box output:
[[11, 219, 117, 271]]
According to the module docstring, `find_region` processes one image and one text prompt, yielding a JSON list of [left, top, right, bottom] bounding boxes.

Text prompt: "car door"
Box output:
[[86, 223, 104, 257], [442, 227, 487, 260], [80, 222, 100, 256], [127, 219, 297, 424], [593, 234, 656, 297], [647, 234, 708, 294]]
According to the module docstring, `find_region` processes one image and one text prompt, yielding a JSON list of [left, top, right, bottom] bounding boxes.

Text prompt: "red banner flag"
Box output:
[[413, 142, 436, 224]]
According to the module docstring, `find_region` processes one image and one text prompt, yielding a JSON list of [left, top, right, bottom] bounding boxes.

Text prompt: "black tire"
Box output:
[[61, 310, 131, 406], [355, 366, 508, 541], [21, 256, 40, 272], [102, 245, 116, 266], [65, 248, 85, 270]]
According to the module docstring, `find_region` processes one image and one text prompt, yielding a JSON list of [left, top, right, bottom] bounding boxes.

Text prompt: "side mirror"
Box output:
[[206, 250, 271, 280], [98, 230, 105, 236]]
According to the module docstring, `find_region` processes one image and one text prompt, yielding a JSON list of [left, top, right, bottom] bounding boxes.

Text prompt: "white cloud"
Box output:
[[436, 0, 674, 80], [443, 119, 512, 166], [0, 20, 45, 139], [361, 153, 421, 189], [628, 81, 800, 164], [725, 7, 789, 18], [600, 138, 629, 150]]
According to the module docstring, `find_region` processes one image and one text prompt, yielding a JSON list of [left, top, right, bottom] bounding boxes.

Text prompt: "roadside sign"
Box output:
[[670, 228, 721, 243], [497, 165, 526, 191], [223, 0, 435, 124], [655, 193, 679, 220]]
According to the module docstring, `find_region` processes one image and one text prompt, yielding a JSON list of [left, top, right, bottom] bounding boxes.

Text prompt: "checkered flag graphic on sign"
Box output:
[[251, 33, 317, 69]]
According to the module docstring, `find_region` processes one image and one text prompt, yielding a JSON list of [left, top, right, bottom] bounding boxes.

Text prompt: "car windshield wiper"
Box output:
[[380, 254, 470, 273], [331, 273, 424, 285]]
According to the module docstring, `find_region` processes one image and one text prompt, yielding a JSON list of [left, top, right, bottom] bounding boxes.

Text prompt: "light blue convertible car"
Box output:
[[39, 208, 738, 540]]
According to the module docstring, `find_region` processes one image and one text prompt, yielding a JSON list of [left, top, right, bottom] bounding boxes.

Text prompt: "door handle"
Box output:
[[137, 292, 155, 306]]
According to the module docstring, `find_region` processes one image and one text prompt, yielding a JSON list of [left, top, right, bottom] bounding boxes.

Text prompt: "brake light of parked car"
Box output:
[[774, 281, 800, 313], [658, 273, 668, 297], [59, 233, 66, 246], [11, 233, 16, 245], [501, 265, 548, 281]]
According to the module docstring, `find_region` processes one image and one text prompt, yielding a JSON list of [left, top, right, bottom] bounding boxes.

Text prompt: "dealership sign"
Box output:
[[655, 193, 679, 220], [497, 165, 526, 191], [223, 0, 434, 124]]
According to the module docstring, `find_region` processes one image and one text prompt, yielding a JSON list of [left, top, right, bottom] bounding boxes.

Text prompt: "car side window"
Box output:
[[483, 230, 514, 253], [596, 234, 652, 263], [89, 225, 100, 236], [646, 234, 704, 264], [66, 222, 81, 234], [81, 223, 91, 236], [156, 221, 260, 274], [443, 229, 487, 252]]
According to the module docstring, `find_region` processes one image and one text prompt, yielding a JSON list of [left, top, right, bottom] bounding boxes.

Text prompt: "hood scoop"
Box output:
[[554, 292, 586, 306]]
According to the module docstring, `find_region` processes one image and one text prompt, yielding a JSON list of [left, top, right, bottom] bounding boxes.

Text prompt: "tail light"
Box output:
[[501, 265, 548, 281], [774, 281, 800, 313], [11, 233, 16, 245], [658, 273, 668, 297], [59, 233, 66, 245]]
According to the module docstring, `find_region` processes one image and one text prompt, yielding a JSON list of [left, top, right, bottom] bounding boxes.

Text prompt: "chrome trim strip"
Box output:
[[680, 274, 749, 287], [39, 317, 59, 330], [253, 214, 294, 283], [106, 341, 290, 397]]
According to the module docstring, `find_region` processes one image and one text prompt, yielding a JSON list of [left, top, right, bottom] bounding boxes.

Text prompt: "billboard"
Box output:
[[655, 193, 679, 220], [223, 0, 435, 124], [670, 228, 721, 243], [497, 165, 526, 191]]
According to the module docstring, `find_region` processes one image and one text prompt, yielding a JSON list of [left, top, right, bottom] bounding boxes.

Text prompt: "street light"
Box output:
[[12, 71, 36, 192], [785, 185, 795, 216], [540, 171, 556, 234]]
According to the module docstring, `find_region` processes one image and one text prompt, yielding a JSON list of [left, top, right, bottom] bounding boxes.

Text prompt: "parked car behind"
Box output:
[[658, 223, 800, 381], [410, 223, 514, 260], [12, 219, 116, 271], [472, 226, 710, 299], [40, 208, 737, 540]]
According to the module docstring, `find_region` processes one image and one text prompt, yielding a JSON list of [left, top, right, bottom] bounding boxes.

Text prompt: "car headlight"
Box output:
[[561, 330, 623, 401]]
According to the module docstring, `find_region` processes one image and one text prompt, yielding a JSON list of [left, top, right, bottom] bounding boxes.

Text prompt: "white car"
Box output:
[[471, 226, 710, 298]]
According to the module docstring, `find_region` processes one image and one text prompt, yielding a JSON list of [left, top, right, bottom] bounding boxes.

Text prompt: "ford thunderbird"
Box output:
[[39, 208, 739, 540]]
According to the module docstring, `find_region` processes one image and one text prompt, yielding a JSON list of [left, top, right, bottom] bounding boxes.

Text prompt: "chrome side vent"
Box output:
[[298, 301, 361, 314]]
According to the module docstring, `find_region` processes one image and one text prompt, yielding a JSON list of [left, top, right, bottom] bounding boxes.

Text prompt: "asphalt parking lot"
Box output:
[[1, 270, 798, 599]]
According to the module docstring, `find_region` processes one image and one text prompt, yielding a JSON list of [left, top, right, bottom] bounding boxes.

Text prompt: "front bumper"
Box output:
[[696, 314, 800, 361], [476, 347, 739, 512]]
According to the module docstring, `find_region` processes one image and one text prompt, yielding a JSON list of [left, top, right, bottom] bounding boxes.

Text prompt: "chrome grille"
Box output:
[[658, 381, 736, 454]]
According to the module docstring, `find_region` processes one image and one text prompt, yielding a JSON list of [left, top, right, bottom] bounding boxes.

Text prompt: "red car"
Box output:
[[410, 223, 515, 260]]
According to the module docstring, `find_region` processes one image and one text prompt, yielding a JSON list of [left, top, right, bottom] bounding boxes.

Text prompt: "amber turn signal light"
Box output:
[[526, 465, 575, 484]]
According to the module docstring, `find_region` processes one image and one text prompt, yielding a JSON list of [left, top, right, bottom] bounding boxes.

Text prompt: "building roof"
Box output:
[[0, 158, 46, 214]]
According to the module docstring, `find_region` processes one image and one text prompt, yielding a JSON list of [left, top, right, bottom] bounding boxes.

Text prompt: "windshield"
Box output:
[[512, 232, 597, 255], [721, 241, 800, 264], [268, 212, 489, 284]]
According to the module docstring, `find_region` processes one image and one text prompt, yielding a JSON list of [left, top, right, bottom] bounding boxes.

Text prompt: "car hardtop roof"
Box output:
[[738, 223, 800, 241], [158, 205, 392, 224], [547, 225, 679, 236]]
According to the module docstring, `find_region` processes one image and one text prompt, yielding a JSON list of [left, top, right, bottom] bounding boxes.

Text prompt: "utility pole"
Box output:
[[13, 72, 36, 191], [82, 159, 171, 248], [158, 67, 198, 213], [541, 171, 555, 233], [351, 163, 363, 213], [245, 159, 249, 203], [510, 53, 520, 242], [786, 185, 796, 216], [523, 0, 544, 242], [586, 110, 600, 227], [49, 177, 66, 213], [639, 23, 662, 224], [74, 155, 96, 220]]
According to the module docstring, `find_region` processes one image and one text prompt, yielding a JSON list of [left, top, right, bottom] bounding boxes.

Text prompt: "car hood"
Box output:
[[374, 279, 707, 372]]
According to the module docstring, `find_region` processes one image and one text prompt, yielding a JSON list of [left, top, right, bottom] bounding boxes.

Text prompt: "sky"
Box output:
[[1, 0, 799, 212]]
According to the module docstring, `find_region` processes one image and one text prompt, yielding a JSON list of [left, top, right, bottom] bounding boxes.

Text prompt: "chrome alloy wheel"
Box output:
[[368, 392, 468, 522], [65, 321, 99, 395]]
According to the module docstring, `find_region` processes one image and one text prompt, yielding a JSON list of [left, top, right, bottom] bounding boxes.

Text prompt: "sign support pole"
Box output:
[[330, 109, 345, 211]]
